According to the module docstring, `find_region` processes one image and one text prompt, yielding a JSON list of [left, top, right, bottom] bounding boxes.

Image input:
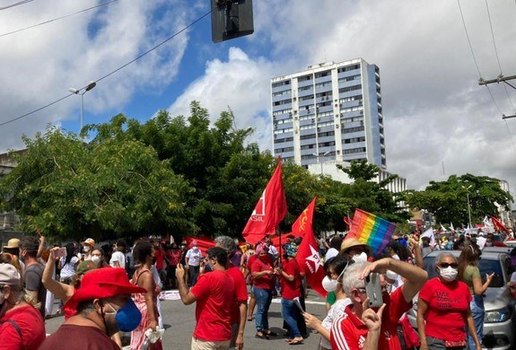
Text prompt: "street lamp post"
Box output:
[[69, 81, 97, 132], [462, 185, 473, 228]]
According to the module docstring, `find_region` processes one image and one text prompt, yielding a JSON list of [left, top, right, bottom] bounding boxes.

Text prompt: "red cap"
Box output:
[[64, 267, 146, 318]]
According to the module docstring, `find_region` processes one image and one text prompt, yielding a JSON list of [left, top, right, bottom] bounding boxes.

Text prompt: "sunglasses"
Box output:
[[439, 263, 458, 268]]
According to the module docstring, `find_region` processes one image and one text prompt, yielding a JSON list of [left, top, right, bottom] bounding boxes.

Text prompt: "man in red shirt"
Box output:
[[0, 263, 45, 350], [215, 236, 248, 350], [330, 257, 427, 350], [176, 246, 235, 350]]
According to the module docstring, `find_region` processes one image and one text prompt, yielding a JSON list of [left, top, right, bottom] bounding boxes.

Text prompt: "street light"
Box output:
[[462, 185, 473, 228], [69, 81, 97, 132], [312, 150, 331, 175]]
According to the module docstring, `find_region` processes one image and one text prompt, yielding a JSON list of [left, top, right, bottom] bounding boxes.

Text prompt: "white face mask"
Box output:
[[322, 276, 338, 292], [438, 266, 458, 282], [352, 252, 368, 263], [83, 246, 91, 253], [385, 270, 399, 281], [91, 255, 101, 264]]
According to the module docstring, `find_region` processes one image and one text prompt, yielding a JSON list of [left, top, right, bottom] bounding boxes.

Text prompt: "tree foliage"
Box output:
[[0, 102, 414, 241], [402, 174, 513, 226]]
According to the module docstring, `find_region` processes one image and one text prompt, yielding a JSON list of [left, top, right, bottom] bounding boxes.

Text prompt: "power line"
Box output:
[[0, 0, 34, 11], [484, 0, 516, 111], [0, 9, 212, 127], [457, 0, 483, 78], [0, 0, 118, 38]]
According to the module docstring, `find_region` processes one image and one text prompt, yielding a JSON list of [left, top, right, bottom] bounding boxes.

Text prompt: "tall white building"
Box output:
[[271, 58, 386, 169]]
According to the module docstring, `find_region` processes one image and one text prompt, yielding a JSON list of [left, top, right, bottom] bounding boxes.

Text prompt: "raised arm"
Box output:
[[42, 247, 74, 302]]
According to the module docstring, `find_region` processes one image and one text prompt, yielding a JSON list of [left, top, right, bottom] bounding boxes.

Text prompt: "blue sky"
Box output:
[[0, 0, 515, 202]]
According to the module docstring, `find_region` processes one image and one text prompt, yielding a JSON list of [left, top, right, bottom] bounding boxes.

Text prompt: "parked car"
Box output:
[[407, 250, 515, 350]]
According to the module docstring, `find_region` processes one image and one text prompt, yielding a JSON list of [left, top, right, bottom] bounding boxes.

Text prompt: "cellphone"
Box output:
[[53, 247, 67, 259], [365, 272, 383, 308]]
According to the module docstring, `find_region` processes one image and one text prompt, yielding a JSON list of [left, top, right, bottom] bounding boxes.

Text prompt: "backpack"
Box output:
[[0, 319, 23, 339]]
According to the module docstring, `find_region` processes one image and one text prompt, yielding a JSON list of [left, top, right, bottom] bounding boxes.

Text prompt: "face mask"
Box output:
[[91, 255, 101, 264], [83, 246, 91, 253], [322, 276, 338, 292], [352, 252, 368, 263], [192, 246, 198, 251], [438, 266, 458, 282], [104, 299, 142, 333]]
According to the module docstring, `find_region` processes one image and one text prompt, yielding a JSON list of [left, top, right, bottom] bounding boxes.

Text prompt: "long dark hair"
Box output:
[[133, 240, 153, 265], [458, 243, 480, 281], [64, 242, 76, 265]]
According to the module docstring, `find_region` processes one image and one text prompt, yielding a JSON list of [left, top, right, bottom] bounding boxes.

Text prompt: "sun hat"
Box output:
[[64, 267, 146, 316], [340, 237, 368, 253], [2, 238, 20, 250], [82, 238, 96, 247], [0, 263, 21, 286]]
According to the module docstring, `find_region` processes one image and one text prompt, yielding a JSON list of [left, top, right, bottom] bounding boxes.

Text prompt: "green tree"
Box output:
[[0, 128, 192, 241], [403, 174, 513, 226]]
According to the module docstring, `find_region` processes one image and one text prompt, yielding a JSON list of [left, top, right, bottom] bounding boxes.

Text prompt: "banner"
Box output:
[[295, 198, 327, 297], [242, 160, 287, 244], [345, 209, 396, 255]]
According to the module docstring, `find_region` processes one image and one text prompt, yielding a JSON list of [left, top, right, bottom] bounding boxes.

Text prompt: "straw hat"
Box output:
[[340, 238, 368, 253], [2, 238, 20, 250]]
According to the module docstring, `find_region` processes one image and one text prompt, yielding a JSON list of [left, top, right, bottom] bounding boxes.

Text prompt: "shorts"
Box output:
[[191, 337, 230, 350]]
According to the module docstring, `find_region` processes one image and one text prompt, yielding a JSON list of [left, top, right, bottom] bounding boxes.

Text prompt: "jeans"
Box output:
[[281, 298, 301, 338], [254, 287, 272, 332], [467, 295, 484, 349]]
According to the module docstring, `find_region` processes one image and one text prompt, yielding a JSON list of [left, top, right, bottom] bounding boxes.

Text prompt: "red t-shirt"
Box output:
[[251, 256, 275, 290], [0, 304, 45, 350], [418, 277, 472, 342], [191, 269, 235, 341], [330, 288, 412, 350], [167, 249, 182, 267], [226, 266, 249, 324], [155, 248, 165, 270], [280, 258, 301, 300], [40, 324, 119, 350]]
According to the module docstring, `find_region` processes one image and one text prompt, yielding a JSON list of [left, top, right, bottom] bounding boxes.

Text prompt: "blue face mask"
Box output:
[[107, 299, 142, 332]]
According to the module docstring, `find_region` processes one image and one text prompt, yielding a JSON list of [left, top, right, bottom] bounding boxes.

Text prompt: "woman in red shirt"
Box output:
[[417, 252, 481, 350], [251, 243, 277, 339], [277, 243, 303, 345]]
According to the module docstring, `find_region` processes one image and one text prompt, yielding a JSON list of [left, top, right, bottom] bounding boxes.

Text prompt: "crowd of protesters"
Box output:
[[0, 226, 515, 350]]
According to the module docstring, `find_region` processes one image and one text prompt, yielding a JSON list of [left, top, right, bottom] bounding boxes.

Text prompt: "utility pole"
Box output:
[[478, 74, 516, 120]]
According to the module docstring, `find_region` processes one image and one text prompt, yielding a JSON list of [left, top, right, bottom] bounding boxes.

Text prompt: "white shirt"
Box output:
[[110, 251, 126, 268], [186, 248, 202, 266], [320, 298, 352, 349], [59, 256, 79, 279]]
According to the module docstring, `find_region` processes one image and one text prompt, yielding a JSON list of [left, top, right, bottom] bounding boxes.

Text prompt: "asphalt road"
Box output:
[[44, 289, 328, 349]]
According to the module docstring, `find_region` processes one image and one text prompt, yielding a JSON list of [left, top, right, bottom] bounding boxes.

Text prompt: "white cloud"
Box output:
[[170, 0, 516, 202], [0, 0, 191, 150]]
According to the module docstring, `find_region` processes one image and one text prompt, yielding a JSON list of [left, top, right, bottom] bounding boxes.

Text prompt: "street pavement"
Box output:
[[44, 289, 328, 349]]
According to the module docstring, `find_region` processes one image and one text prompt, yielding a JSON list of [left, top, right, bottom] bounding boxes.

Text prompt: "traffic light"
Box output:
[[211, 0, 254, 43]]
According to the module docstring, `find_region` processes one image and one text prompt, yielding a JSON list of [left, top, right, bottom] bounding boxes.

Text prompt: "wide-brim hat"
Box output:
[[82, 238, 96, 247], [341, 237, 369, 253], [64, 267, 146, 317], [3, 238, 20, 250]]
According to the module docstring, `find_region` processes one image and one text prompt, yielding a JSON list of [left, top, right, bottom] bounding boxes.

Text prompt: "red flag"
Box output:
[[292, 197, 317, 238], [242, 160, 287, 244], [491, 216, 509, 233], [294, 198, 327, 297]]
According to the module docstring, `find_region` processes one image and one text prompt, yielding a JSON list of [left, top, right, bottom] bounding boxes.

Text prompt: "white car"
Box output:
[[407, 250, 515, 350]]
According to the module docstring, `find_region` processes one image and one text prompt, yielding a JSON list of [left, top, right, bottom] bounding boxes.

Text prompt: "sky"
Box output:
[[0, 0, 515, 203]]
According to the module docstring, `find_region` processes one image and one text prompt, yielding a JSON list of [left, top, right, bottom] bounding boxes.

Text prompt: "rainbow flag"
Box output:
[[346, 209, 396, 254]]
